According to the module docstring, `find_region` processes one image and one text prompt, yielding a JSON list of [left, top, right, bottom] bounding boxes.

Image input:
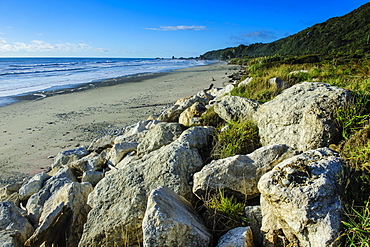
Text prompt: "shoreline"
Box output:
[[0, 62, 241, 186], [12, 72, 170, 103]]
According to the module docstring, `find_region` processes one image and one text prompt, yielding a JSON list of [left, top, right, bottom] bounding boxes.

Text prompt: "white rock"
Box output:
[[108, 141, 138, 165], [26, 182, 93, 246], [238, 77, 253, 87], [52, 147, 89, 169], [79, 127, 214, 246], [216, 227, 254, 247], [19, 172, 51, 201], [257, 82, 350, 151], [143, 186, 211, 247], [137, 122, 184, 157], [0, 201, 34, 246], [82, 170, 104, 186], [214, 95, 261, 122], [258, 148, 344, 247], [193, 144, 296, 199]]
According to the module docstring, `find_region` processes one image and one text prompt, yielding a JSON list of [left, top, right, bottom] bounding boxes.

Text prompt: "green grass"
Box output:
[[212, 120, 261, 159], [341, 200, 370, 247], [198, 106, 226, 128], [202, 189, 248, 245]]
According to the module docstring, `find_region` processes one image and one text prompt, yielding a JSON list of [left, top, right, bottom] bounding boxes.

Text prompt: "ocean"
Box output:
[[0, 57, 212, 107]]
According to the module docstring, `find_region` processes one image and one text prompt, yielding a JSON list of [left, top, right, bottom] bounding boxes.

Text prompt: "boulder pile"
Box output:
[[0, 78, 350, 246]]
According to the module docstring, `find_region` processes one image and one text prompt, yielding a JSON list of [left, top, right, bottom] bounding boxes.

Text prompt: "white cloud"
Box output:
[[146, 25, 206, 31], [0, 38, 108, 53], [230, 31, 277, 44]]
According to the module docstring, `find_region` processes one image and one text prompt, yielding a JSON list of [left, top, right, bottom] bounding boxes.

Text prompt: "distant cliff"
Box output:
[[201, 2, 370, 60]]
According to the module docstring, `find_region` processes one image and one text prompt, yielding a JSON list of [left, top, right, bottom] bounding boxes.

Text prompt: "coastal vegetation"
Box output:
[[227, 54, 370, 246], [200, 2, 370, 60]]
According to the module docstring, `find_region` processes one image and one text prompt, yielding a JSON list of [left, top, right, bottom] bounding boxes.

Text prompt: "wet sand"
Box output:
[[0, 62, 241, 185]]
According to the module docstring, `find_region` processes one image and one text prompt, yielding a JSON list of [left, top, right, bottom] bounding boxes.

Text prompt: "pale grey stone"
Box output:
[[216, 227, 254, 247], [87, 135, 114, 153], [0, 182, 22, 197], [52, 147, 89, 169], [79, 127, 213, 246], [82, 171, 104, 187], [0, 201, 33, 246], [213, 95, 261, 122], [268, 77, 290, 90], [193, 144, 296, 200], [108, 141, 138, 165], [142, 186, 211, 247], [69, 152, 105, 172], [245, 205, 263, 247], [19, 172, 51, 201], [26, 167, 77, 225], [258, 148, 344, 247], [26, 182, 93, 247], [179, 102, 207, 126], [158, 94, 210, 122], [257, 82, 350, 151], [238, 77, 253, 87], [137, 122, 184, 157]]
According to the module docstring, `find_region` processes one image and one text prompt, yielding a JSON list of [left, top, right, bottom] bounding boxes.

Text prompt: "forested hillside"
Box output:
[[200, 2, 370, 60]]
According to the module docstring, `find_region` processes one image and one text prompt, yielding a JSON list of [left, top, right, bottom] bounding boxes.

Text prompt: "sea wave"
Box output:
[[0, 58, 212, 106]]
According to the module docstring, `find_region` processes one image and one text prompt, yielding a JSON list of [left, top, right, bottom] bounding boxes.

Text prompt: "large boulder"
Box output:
[[0, 201, 34, 246], [213, 95, 261, 123], [107, 141, 138, 165], [208, 84, 234, 99], [79, 127, 214, 246], [257, 82, 350, 151], [26, 167, 77, 225], [193, 144, 296, 200], [258, 148, 344, 247], [19, 172, 51, 201], [68, 152, 105, 173], [216, 227, 254, 247], [158, 94, 210, 122], [142, 186, 211, 247], [26, 182, 92, 247], [137, 122, 184, 157], [52, 147, 89, 169], [179, 102, 207, 126]]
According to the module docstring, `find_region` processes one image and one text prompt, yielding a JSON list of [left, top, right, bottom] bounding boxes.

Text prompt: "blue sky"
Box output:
[[0, 0, 368, 58]]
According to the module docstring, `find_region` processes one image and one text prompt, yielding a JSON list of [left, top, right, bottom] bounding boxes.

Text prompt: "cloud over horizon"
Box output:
[[0, 38, 108, 53], [146, 25, 207, 31], [230, 30, 278, 44]]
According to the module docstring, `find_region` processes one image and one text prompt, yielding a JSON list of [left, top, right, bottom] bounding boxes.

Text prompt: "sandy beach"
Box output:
[[0, 62, 241, 186]]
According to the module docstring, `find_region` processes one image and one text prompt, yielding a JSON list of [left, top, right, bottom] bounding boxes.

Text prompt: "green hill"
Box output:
[[200, 2, 370, 60]]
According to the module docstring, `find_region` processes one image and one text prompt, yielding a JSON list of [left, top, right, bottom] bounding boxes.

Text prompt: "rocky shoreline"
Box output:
[[0, 63, 240, 187], [0, 70, 349, 246]]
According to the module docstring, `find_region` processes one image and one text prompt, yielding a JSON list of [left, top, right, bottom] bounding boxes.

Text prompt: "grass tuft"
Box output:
[[212, 120, 261, 159]]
